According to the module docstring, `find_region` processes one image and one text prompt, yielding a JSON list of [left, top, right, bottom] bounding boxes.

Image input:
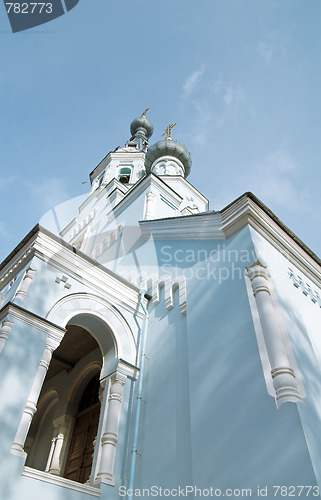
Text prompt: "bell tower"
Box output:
[[89, 110, 154, 191]]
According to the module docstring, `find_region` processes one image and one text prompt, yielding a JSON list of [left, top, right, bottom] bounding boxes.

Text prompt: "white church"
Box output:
[[0, 111, 321, 499]]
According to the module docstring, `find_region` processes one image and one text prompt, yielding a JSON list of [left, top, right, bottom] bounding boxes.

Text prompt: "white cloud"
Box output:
[[182, 66, 205, 99], [248, 149, 309, 212], [256, 32, 287, 64], [180, 72, 248, 146], [190, 100, 212, 147], [223, 84, 245, 107], [210, 73, 224, 95]]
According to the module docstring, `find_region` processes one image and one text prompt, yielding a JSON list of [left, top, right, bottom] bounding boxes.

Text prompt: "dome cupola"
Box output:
[[129, 108, 154, 145], [144, 123, 192, 178]]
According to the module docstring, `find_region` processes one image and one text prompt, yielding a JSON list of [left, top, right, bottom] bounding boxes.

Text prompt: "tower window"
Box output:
[[118, 167, 131, 184], [97, 175, 104, 188]]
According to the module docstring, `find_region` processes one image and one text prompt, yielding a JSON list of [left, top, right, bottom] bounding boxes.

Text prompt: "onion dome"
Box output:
[[145, 138, 192, 178], [130, 113, 154, 141]]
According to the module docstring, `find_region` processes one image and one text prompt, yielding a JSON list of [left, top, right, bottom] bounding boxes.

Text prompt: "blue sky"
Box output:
[[0, 0, 320, 263]]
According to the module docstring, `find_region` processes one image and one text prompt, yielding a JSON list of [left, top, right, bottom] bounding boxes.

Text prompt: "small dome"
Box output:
[[130, 115, 154, 140], [145, 139, 192, 177]]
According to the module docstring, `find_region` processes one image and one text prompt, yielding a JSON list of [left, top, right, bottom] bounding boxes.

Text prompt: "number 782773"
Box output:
[[6, 3, 53, 14]]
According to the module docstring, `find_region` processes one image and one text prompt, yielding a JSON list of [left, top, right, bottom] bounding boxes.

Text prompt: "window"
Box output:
[[118, 167, 131, 184]]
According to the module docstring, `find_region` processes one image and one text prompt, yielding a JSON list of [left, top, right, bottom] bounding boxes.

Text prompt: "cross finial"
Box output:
[[141, 107, 150, 117], [162, 123, 176, 140]]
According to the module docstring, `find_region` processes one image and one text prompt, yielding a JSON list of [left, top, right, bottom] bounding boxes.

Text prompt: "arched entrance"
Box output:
[[20, 294, 138, 486], [25, 318, 110, 483]]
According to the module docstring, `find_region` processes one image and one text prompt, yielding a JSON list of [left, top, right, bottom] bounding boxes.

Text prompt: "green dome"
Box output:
[[145, 139, 192, 177]]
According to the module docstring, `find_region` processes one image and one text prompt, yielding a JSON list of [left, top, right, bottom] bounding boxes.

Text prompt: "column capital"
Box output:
[[53, 414, 73, 433], [246, 259, 270, 296], [110, 370, 127, 386], [246, 259, 269, 281]]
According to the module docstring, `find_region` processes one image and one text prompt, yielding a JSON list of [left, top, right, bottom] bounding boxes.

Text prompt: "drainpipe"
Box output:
[[128, 289, 149, 495]]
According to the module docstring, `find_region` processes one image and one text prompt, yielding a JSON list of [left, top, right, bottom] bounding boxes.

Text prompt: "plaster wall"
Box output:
[[133, 227, 316, 496], [250, 227, 321, 489]]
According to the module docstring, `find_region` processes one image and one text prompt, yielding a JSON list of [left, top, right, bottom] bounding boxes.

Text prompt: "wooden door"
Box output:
[[64, 402, 100, 483], [64, 374, 101, 483]]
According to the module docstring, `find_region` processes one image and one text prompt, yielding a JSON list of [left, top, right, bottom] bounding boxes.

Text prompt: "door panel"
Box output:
[[64, 403, 100, 483]]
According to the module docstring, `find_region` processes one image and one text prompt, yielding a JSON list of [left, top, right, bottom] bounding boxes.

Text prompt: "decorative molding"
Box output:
[[22, 467, 101, 496], [65, 208, 97, 241], [121, 272, 187, 315], [108, 173, 183, 221], [221, 194, 321, 288], [245, 259, 305, 407], [0, 302, 65, 343], [144, 191, 157, 219], [55, 275, 71, 290], [0, 244, 35, 288], [47, 293, 139, 365], [288, 268, 321, 307], [140, 212, 224, 240], [173, 276, 187, 316], [158, 175, 209, 208], [91, 223, 124, 261], [117, 358, 139, 380], [89, 150, 146, 185], [1, 226, 143, 317], [140, 193, 321, 292]]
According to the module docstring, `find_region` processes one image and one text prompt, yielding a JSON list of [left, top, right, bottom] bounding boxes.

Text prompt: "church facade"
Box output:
[[0, 113, 321, 499]]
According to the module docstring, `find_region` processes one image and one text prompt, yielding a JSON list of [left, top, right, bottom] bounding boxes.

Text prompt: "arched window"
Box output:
[[118, 167, 131, 184]]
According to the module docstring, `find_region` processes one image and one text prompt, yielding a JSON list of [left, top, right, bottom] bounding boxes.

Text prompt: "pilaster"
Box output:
[[246, 259, 303, 407]]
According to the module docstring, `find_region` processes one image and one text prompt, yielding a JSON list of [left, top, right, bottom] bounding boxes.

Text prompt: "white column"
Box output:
[[246, 260, 302, 406], [0, 318, 14, 354], [45, 437, 57, 472], [11, 338, 58, 456], [144, 191, 156, 219], [47, 415, 73, 475], [96, 371, 127, 484], [14, 268, 36, 302]]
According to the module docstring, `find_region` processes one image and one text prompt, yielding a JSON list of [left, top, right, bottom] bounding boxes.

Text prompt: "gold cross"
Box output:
[[141, 107, 150, 117], [162, 123, 176, 140]]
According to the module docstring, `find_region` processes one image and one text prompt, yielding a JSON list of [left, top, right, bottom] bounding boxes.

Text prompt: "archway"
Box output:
[[25, 315, 115, 483]]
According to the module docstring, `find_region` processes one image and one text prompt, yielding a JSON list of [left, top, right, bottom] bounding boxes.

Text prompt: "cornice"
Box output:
[[158, 175, 209, 206], [104, 178, 129, 196], [140, 211, 224, 240], [0, 302, 65, 342], [0, 229, 38, 287], [32, 230, 144, 315], [139, 193, 321, 287], [89, 150, 146, 182], [221, 193, 321, 287], [109, 173, 183, 219], [0, 226, 145, 317]]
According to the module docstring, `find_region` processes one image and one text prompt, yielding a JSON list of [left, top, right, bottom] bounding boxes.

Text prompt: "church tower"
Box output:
[[0, 112, 321, 500]]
